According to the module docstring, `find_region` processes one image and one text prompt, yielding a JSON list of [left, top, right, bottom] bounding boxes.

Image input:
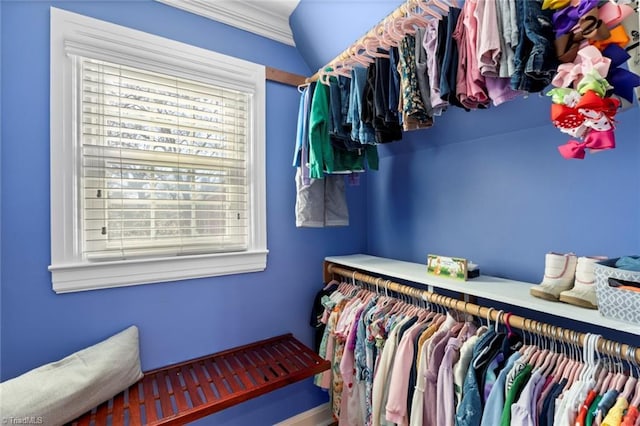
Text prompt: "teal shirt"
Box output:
[[308, 82, 334, 179]]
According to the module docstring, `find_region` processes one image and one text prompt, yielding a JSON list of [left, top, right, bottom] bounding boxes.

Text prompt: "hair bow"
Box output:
[[552, 46, 611, 88], [575, 69, 613, 97], [602, 44, 640, 103], [551, 103, 588, 137], [543, 0, 571, 10], [558, 128, 616, 159], [576, 90, 620, 119], [553, 0, 599, 36], [547, 87, 581, 106], [589, 24, 630, 51], [575, 90, 620, 133], [597, 2, 634, 29]]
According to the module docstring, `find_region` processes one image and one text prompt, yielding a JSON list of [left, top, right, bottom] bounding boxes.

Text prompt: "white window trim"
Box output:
[[49, 8, 267, 293]]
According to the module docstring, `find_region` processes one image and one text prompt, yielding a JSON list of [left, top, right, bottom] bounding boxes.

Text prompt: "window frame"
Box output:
[[49, 8, 268, 293]]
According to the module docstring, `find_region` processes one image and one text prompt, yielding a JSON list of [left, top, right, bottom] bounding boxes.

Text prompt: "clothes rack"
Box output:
[[306, 0, 454, 83], [324, 261, 640, 365]]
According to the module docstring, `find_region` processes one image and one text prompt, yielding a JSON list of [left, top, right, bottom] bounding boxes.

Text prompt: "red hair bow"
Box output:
[[551, 90, 620, 139]]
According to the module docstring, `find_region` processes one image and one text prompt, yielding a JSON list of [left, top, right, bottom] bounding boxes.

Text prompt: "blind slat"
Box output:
[[81, 80, 248, 113]]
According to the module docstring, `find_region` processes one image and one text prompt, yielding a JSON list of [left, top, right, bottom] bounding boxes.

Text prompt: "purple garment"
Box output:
[[339, 307, 365, 426], [552, 0, 599, 36], [424, 325, 462, 426], [423, 19, 448, 115], [436, 336, 463, 426], [348, 309, 364, 351], [510, 370, 544, 426], [485, 77, 522, 106]]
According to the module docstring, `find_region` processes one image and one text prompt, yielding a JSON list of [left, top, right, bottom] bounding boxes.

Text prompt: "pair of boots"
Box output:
[[530, 252, 606, 309]]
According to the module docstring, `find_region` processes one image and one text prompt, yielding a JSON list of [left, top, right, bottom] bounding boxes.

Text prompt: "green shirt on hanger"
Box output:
[[586, 394, 604, 426], [500, 363, 533, 426], [308, 82, 334, 179]]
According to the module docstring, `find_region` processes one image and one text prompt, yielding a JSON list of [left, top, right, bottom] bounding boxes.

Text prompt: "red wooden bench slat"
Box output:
[[142, 375, 159, 423], [179, 365, 205, 407], [166, 367, 190, 412], [154, 371, 175, 420], [70, 334, 330, 426], [279, 339, 313, 370], [192, 361, 218, 402], [72, 411, 92, 426], [128, 382, 143, 426], [266, 342, 303, 373], [211, 356, 244, 394], [202, 358, 231, 399], [225, 352, 260, 389], [112, 391, 125, 424], [252, 347, 286, 378], [94, 400, 110, 425], [237, 349, 271, 384]]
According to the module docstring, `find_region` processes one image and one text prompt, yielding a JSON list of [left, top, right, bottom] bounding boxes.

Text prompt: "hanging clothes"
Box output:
[[372, 53, 404, 142], [397, 33, 434, 130], [439, 7, 468, 110], [474, 0, 522, 106], [311, 276, 640, 426], [422, 18, 448, 116], [510, 0, 558, 93]]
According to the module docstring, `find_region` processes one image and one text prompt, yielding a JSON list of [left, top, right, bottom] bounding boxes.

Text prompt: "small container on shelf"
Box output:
[[594, 256, 640, 326]]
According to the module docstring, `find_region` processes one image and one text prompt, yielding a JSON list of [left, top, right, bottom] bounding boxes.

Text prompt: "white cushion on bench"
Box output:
[[0, 325, 143, 426]]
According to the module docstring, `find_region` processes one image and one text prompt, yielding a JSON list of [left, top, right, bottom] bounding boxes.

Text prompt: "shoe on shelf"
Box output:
[[530, 252, 578, 301], [559, 256, 607, 309]]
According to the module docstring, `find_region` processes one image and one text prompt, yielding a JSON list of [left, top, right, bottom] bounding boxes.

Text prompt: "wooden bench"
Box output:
[[69, 333, 330, 425]]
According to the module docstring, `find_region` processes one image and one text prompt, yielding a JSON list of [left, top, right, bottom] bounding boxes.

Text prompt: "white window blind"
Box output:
[[80, 58, 251, 260]]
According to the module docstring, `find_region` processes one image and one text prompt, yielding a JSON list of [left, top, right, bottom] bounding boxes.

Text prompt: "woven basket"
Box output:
[[594, 257, 640, 325]]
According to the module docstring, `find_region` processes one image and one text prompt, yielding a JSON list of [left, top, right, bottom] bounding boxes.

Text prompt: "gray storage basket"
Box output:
[[594, 257, 640, 325]]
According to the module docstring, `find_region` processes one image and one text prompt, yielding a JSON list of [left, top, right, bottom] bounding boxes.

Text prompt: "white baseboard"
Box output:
[[274, 403, 333, 426]]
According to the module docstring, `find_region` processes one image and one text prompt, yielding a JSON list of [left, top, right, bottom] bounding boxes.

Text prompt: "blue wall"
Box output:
[[0, 1, 368, 424], [367, 95, 640, 283], [366, 93, 640, 343]]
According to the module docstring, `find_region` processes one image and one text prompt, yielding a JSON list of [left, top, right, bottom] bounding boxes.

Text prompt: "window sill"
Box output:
[[49, 249, 269, 293]]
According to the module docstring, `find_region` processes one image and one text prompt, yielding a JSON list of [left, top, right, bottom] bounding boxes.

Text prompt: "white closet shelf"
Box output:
[[325, 254, 640, 336]]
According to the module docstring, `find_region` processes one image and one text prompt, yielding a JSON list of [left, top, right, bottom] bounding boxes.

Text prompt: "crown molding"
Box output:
[[156, 0, 298, 46]]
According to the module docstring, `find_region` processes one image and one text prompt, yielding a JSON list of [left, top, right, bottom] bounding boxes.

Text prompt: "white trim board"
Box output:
[[155, 0, 299, 46], [273, 403, 333, 426]]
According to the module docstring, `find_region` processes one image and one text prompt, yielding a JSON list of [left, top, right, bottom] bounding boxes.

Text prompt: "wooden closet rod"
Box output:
[[306, 0, 443, 83], [265, 66, 307, 87], [325, 262, 640, 365]]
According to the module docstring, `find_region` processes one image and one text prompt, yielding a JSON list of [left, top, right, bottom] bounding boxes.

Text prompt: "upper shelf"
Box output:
[[325, 254, 640, 336]]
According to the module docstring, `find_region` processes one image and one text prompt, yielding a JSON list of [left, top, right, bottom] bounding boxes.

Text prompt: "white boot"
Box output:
[[530, 253, 578, 301], [559, 256, 607, 309]]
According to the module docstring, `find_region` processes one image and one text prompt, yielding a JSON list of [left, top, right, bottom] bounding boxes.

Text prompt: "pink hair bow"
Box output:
[[597, 2, 634, 29], [558, 128, 616, 159], [552, 45, 611, 88]]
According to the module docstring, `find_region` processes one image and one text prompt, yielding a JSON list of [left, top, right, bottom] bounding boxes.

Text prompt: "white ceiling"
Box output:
[[156, 0, 300, 46]]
